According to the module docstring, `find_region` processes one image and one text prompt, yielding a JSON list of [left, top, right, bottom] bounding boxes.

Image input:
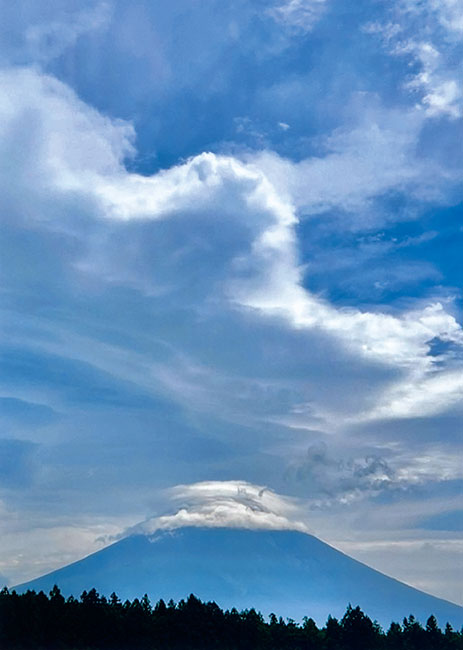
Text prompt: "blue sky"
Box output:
[[0, 0, 462, 604]]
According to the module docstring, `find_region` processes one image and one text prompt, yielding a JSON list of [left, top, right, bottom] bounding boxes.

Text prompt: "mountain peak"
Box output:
[[16, 526, 463, 629]]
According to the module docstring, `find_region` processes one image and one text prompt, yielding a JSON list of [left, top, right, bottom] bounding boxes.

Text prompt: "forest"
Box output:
[[0, 586, 461, 649]]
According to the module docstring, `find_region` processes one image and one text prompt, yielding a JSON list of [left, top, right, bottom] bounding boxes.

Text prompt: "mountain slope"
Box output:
[[16, 527, 463, 628]]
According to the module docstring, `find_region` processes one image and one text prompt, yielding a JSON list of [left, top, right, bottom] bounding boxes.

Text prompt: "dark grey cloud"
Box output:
[[285, 442, 397, 504]]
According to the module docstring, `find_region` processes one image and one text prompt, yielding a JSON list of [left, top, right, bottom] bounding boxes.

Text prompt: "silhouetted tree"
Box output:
[[324, 614, 343, 650], [340, 605, 382, 650], [402, 615, 426, 650], [0, 587, 461, 650]]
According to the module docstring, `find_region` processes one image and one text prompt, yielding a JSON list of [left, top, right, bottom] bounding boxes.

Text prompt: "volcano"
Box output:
[[15, 527, 463, 628]]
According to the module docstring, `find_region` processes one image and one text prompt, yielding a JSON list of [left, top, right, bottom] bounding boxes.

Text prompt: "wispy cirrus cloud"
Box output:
[[269, 0, 329, 33], [24, 2, 112, 65], [363, 0, 463, 119]]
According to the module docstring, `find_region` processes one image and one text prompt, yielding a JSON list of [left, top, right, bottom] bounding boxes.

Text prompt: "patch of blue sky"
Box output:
[[354, 413, 463, 445], [296, 199, 462, 311], [5, 0, 420, 173], [0, 397, 57, 429], [0, 439, 38, 488], [419, 509, 463, 532]]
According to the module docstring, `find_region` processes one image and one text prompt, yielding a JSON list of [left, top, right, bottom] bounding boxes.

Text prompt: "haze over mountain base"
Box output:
[[16, 527, 463, 628]]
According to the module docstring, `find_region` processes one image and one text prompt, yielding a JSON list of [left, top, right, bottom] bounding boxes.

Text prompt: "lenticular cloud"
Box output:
[[123, 481, 310, 537]]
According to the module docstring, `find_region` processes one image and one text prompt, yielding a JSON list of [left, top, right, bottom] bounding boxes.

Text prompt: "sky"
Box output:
[[0, 0, 462, 606]]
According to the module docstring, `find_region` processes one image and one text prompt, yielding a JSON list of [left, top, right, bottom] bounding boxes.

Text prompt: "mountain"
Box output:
[[15, 527, 463, 628]]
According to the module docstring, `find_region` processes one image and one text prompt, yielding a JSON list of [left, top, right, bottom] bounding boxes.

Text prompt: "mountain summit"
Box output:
[[16, 527, 463, 628]]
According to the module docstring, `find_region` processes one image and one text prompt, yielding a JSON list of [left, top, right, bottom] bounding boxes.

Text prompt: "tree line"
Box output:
[[0, 586, 461, 650]]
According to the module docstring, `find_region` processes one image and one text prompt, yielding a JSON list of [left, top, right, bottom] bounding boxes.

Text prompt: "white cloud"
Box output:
[[394, 449, 463, 484], [1, 66, 462, 430], [1, 515, 139, 587], [334, 537, 463, 604], [269, 0, 329, 33], [364, 1, 463, 118], [362, 368, 463, 421], [235, 279, 462, 372], [399, 0, 463, 37], [251, 99, 460, 216], [0, 67, 135, 212], [24, 2, 111, 65], [434, 0, 463, 35], [298, 490, 463, 603], [399, 40, 463, 119], [123, 481, 310, 536]]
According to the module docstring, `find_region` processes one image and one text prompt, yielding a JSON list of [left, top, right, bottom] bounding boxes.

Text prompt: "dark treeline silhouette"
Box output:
[[0, 586, 461, 650]]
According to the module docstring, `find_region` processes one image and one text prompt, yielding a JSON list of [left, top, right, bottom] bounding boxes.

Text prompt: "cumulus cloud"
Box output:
[[1, 65, 462, 430], [123, 481, 310, 537], [0, 67, 135, 224]]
